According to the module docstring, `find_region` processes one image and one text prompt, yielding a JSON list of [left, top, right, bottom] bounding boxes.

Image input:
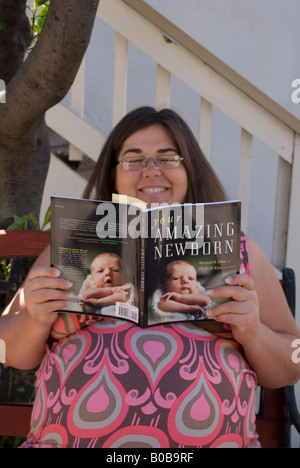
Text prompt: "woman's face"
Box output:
[[115, 125, 188, 207]]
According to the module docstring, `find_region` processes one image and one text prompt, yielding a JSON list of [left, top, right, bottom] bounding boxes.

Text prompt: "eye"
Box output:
[[119, 156, 146, 170], [125, 156, 145, 163], [156, 154, 181, 166], [158, 154, 177, 160]]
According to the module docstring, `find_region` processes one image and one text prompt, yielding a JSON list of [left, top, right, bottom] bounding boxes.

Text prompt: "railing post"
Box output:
[[156, 65, 170, 109], [113, 33, 128, 126], [286, 133, 300, 326], [272, 157, 292, 270], [199, 98, 212, 160], [237, 129, 253, 232]]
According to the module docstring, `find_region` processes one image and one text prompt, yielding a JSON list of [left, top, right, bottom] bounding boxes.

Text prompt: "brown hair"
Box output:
[[83, 107, 227, 203]]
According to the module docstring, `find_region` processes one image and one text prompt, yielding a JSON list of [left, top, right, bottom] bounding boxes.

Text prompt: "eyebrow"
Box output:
[[122, 148, 177, 156]]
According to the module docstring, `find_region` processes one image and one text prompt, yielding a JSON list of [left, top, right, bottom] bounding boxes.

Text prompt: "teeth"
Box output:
[[141, 187, 167, 193]]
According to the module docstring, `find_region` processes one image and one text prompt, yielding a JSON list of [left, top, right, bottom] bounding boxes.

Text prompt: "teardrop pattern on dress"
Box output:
[[22, 234, 260, 448]]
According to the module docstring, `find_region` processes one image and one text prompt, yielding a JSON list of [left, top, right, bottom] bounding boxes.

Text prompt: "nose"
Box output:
[[181, 276, 189, 284], [142, 158, 161, 176]]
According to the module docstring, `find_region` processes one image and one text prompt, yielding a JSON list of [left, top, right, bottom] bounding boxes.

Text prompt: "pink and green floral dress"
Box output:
[[21, 235, 260, 448]]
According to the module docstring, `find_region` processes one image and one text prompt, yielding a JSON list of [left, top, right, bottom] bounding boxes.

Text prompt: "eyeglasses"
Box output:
[[117, 154, 184, 171]]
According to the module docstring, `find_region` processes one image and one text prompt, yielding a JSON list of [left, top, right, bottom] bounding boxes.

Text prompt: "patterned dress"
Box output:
[[21, 235, 260, 448]]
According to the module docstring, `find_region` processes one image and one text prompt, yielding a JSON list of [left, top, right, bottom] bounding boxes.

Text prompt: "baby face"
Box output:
[[165, 263, 198, 294], [91, 255, 122, 288]]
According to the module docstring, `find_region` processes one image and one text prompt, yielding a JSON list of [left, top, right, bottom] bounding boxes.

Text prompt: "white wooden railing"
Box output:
[[45, 0, 300, 325]]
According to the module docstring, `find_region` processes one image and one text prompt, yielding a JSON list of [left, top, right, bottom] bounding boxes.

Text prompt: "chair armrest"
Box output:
[[285, 385, 300, 434]]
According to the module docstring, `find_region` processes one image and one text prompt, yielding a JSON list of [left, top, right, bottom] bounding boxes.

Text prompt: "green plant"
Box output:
[[7, 205, 51, 231], [26, 0, 51, 47], [0, 206, 50, 285]]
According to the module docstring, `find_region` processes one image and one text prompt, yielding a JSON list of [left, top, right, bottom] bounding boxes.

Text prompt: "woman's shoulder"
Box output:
[[244, 235, 271, 274]]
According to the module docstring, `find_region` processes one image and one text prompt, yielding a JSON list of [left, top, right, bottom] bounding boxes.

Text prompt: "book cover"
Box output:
[[50, 196, 241, 327]]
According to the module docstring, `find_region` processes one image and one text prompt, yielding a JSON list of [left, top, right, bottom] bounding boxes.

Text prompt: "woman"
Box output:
[[1, 107, 300, 448]]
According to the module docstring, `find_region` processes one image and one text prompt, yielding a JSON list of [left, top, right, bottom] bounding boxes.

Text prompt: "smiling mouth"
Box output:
[[139, 187, 168, 194]]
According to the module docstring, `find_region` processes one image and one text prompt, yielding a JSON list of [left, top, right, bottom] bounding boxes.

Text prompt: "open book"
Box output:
[[50, 196, 241, 327]]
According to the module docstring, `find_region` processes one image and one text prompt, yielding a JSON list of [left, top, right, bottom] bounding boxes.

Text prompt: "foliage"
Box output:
[[0, 2, 51, 52], [7, 205, 51, 232], [26, 0, 51, 47], [0, 206, 50, 285]]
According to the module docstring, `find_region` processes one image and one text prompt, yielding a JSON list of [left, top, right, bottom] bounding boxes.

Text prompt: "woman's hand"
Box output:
[[207, 274, 261, 346], [24, 266, 73, 326]]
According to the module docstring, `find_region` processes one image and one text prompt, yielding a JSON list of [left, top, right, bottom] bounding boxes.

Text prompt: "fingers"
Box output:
[[207, 274, 255, 302], [224, 274, 255, 289], [205, 274, 261, 345], [207, 299, 252, 320], [206, 274, 259, 320], [27, 266, 61, 281], [28, 267, 71, 288], [25, 267, 73, 320], [28, 287, 71, 305]]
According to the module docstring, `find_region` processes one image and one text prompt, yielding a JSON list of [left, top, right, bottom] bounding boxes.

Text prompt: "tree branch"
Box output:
[[0, 0, 100, 143]]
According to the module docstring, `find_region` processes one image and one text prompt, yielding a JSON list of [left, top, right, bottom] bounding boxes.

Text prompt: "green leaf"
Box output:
[[0, 21, 7, 31], [7, 213, 39, 231], [7, 215, 28, 230], [6, 209, 51, 232], [41, 205, 51, 230], [29, 213, 41, 230], [27, 0, 51, 43], [34, 0, 49, 7]]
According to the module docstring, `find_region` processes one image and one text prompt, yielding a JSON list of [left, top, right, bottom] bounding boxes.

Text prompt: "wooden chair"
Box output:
[[0, 230, 299, 446], [255, 268, 300, 448]]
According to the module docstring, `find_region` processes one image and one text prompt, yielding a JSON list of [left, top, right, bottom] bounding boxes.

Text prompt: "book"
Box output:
[[50, 196, 241, 327]]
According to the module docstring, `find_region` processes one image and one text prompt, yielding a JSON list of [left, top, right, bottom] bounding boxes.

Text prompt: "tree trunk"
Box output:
[[0, 0, 31, 83], [0, 116, 50, 227], [0, 0, 100, 228], [0, 0, 39, 227]]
